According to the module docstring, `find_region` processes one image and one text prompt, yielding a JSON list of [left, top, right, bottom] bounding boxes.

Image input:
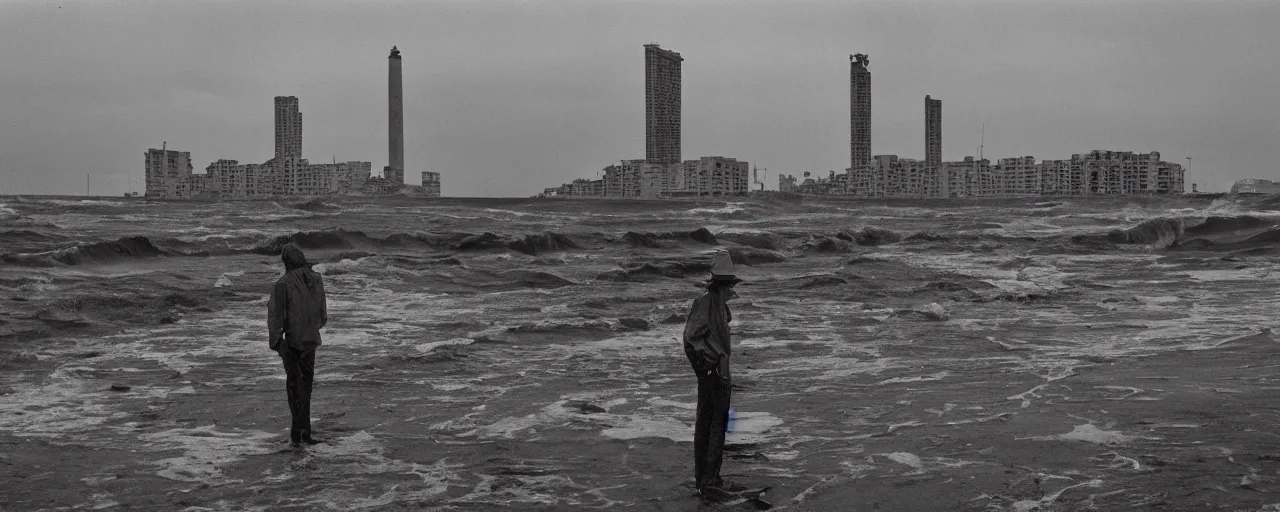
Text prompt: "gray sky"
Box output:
[[1, 0, 1276, 197]]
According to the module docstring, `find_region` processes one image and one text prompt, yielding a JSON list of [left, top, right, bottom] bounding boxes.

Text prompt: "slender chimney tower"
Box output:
[[387, 45, 404, 185]]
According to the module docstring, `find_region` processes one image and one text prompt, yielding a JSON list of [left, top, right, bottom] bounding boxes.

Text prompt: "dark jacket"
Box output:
[[268, 249, 328, 352], [682, 290, 731, 380]]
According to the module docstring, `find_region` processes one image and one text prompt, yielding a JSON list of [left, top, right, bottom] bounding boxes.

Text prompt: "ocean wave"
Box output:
[[1072, 217, 1184, 248], [17, 198, 136, 209], [719, 232, 786, 251], [796, 235, 853, 253], [251, 229, 375, 254], [621, 231, 663, 248], [248, 228, 454, 254], [454, 232, 510, 251], [596, 255, 716, 281], [507, 232, 579, 256], [904, 232, 949, 242], [0, 229, 71, 253], [488, 269, 576, 289], [482, 208, 532, 218], [618, 227, 719, 249], [850, 226, 901, 245], [687, 203, 747, 215], [796, 227, 902, 253], [686, 203, 755, 220], [291, 198, 342, 212], [2, 236, 166, 266], [1172, 227, 1280, 254], [1183, 215, 1276, 236], [657, 227, 719, 244], [727, 246, 787, 265]]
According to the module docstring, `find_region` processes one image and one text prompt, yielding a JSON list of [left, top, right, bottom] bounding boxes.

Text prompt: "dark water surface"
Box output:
[[5, 194, 1280, 510]]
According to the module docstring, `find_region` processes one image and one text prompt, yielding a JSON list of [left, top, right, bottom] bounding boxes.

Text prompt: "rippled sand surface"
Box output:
[[5, 194, 1280, 510]]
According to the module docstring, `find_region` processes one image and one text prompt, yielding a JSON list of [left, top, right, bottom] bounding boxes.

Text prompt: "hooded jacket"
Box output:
[[682, 287, 732, 380], [268, 245, 328, 351]]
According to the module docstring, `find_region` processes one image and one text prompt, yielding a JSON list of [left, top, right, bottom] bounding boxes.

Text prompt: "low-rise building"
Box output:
[[1231, 179, 1280, 195], [835, 150, 1182, 198], [543, 156, 750, 198], [421, 172, 441, 197], [778, 173, 798, 193], [148, 155, 377, 199], [682, 157, 749, 196], [144, 148, 193, 199]]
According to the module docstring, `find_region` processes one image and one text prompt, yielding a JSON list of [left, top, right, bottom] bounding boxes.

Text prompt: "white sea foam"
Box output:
[[213, 270, 243, 288], [687, 203, 747, 215], [877, 371, 949, 385], [414, 338, 474, 352], [1023, 423, 1154, 445], [138, 425, 277, 484], [880, 452, 924, 469]]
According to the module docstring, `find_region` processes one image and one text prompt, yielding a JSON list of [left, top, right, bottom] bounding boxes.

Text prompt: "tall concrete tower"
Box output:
[[925, 95, 941, 168], [274, 96, 302, 195], [274, 96, 302, 162], [387, 45, 404, 185], [645, 44, 682, 165], [850, 53, 871, 170]]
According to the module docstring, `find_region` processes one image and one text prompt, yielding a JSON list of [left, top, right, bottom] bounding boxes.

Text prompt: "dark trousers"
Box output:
[[693, 373, 732, 490], [280, 345, 316, 443]]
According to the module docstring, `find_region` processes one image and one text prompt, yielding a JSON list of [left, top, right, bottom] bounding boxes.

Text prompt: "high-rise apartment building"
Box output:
[[850, 53, 871, 170], [274, 96, 302, 162], [925, 95, 941, 169], [274, 96, 302, 194], [645, 44, 682, 165]]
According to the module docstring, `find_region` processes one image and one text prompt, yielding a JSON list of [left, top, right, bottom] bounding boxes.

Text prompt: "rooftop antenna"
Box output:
[[979, 123, 985, 161]]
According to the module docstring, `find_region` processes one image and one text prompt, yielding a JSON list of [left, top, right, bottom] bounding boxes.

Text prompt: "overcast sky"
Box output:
[[1, 0, 1276, 197]]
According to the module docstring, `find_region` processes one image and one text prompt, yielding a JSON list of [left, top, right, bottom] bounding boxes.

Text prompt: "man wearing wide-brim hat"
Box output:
[[682, 250, 742, 493]]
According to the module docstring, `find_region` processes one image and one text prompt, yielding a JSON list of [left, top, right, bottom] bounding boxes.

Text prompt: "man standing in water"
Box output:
[[268, 243, 328, 448], [682, 250, 742, 493]]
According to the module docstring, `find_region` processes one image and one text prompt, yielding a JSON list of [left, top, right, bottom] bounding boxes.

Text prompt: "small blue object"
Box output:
[[726, 408, 737, 432]]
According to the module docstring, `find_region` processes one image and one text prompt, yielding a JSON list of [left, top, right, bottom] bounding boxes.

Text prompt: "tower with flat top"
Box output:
[[386, 45, 404, 185], [925, 95, 941, 168], [850, 53, 871, 170], [645, 44, 683, 165]]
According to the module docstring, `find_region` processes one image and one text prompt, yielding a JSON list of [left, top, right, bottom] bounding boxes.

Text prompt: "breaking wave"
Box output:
[[2, 236, 167, 266], [1071, 217, 1184, 249], [1183, 215, 1276, 236]]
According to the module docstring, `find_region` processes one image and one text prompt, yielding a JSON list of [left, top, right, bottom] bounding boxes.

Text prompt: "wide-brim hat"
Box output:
[[706, 251, 743, 285]]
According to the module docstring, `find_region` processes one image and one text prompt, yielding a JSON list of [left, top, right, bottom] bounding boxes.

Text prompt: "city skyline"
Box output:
[[2, 1, 1276, 197], [137, 45, 441, 200]]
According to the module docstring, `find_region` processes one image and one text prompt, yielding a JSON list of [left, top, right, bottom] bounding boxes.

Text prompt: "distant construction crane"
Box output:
[[752, 166, 768, 192]]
